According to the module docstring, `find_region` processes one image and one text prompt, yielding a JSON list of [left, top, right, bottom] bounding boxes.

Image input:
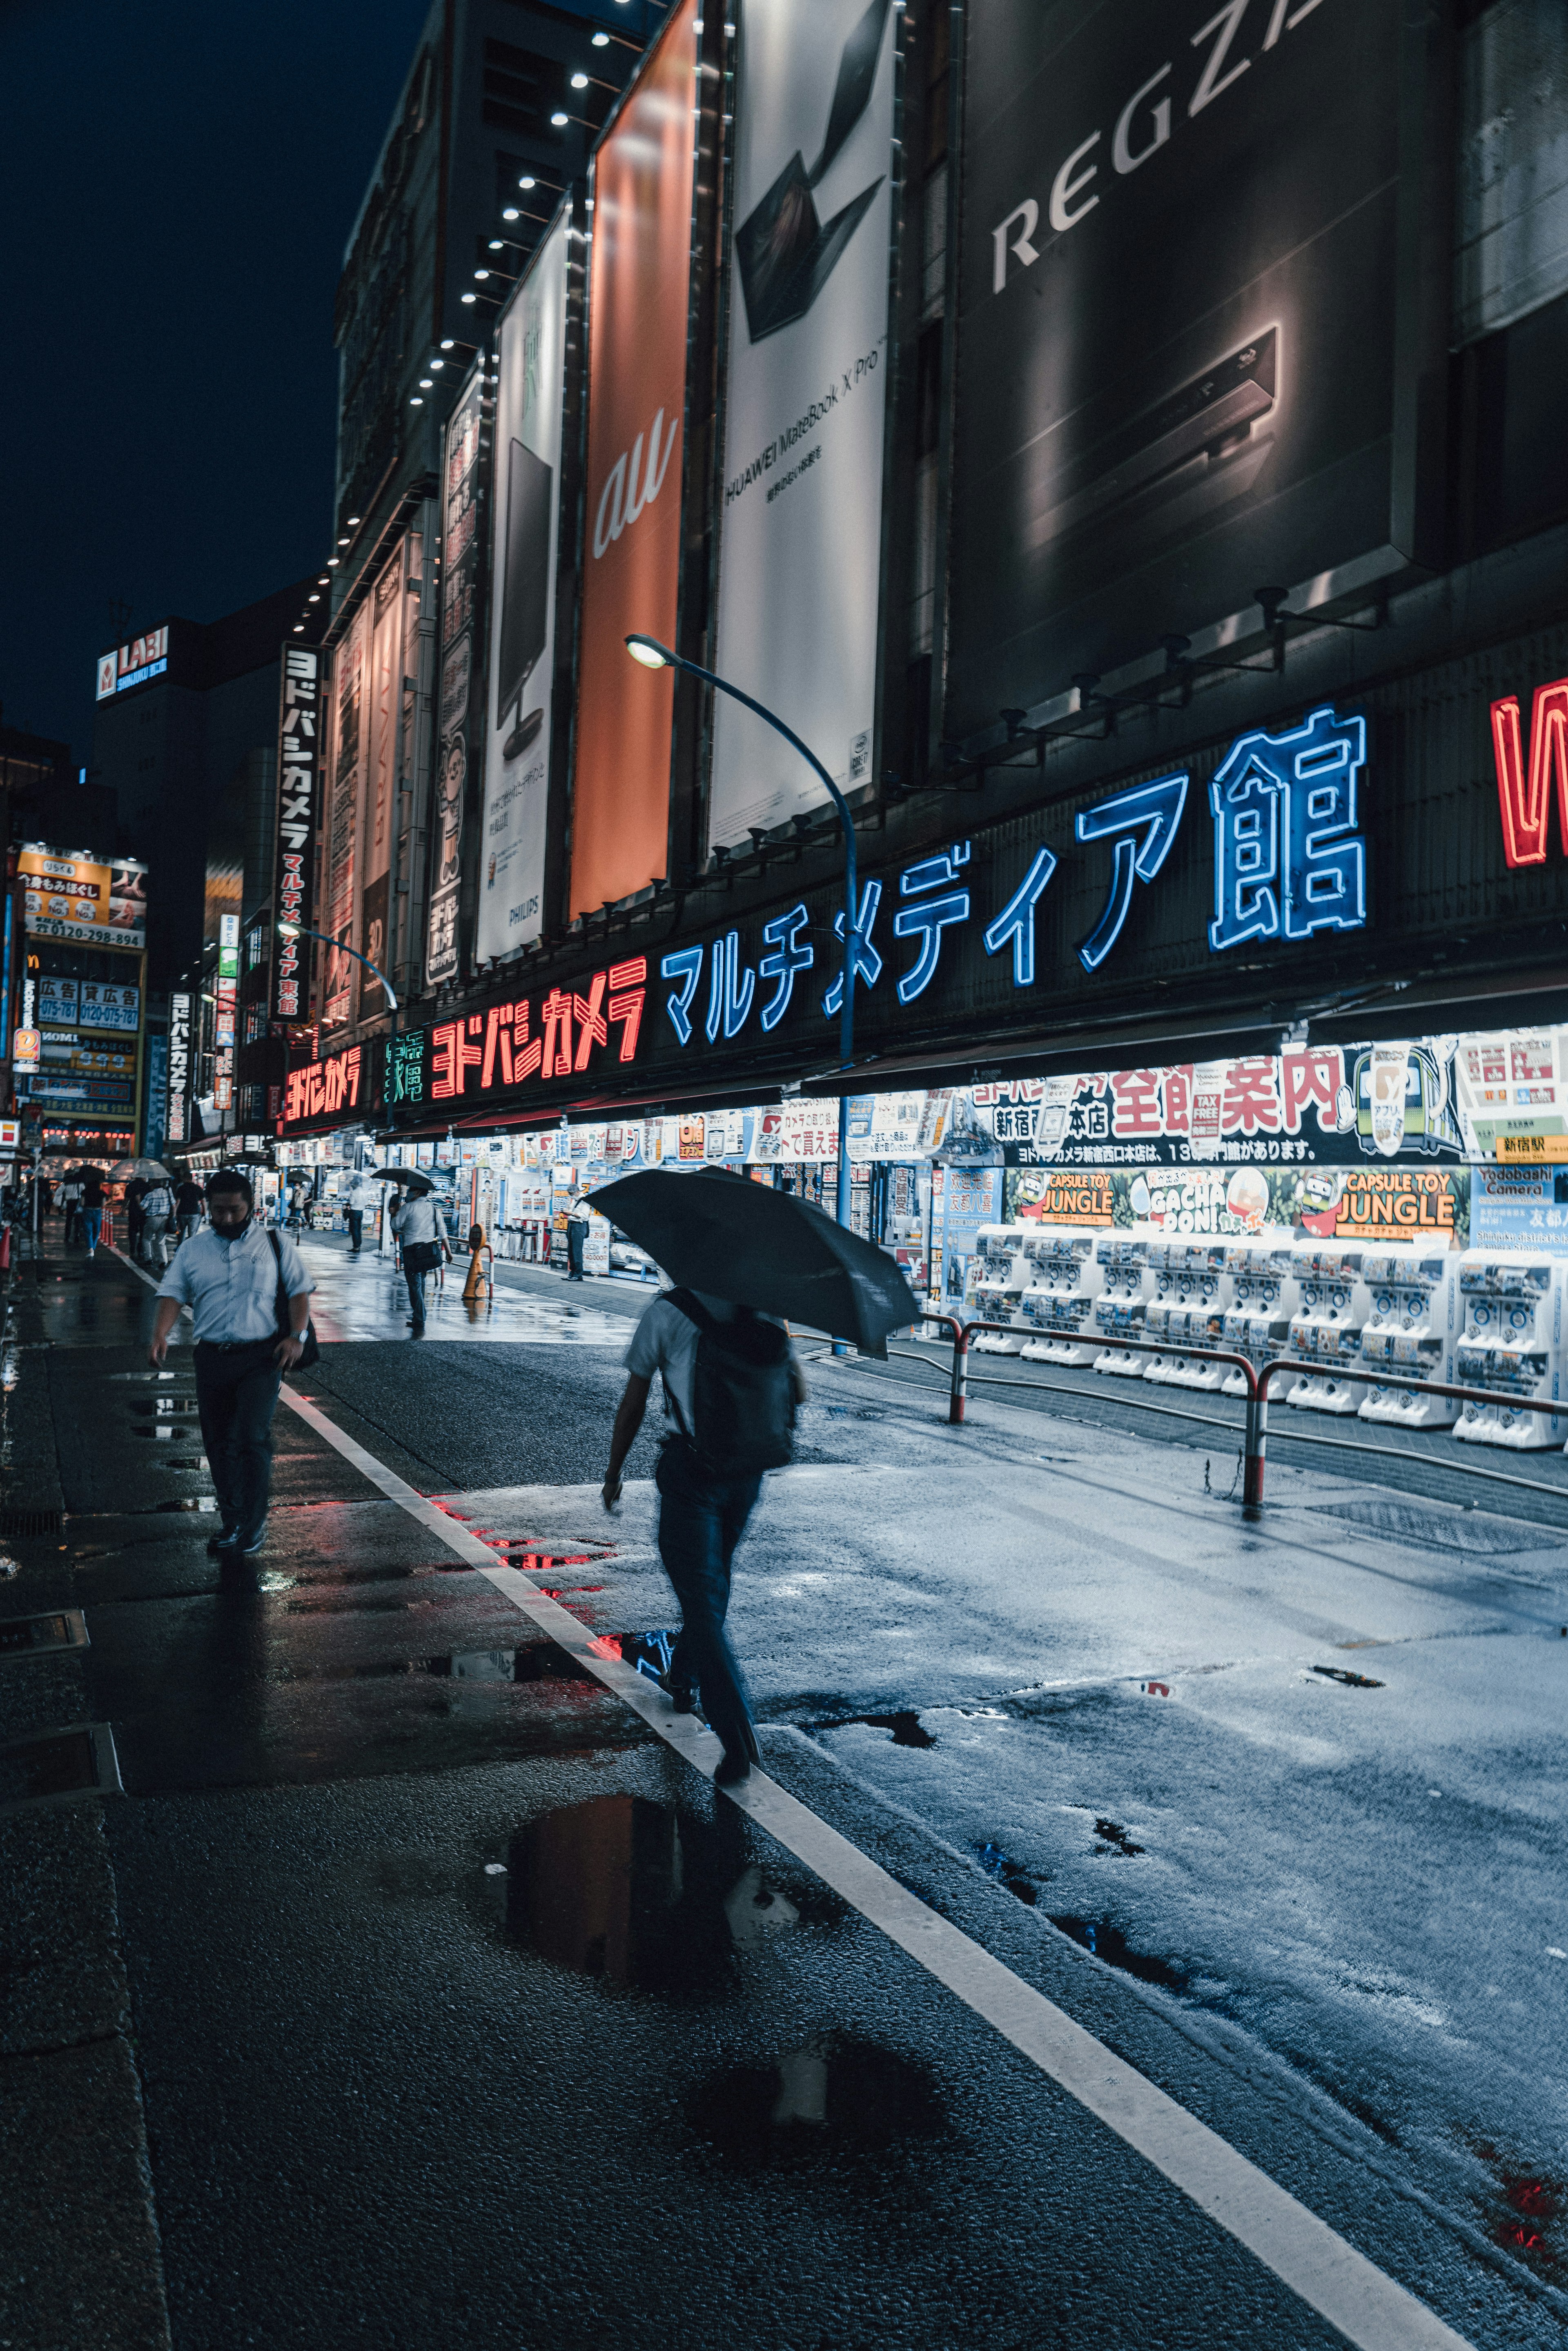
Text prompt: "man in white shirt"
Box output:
[[149, 1168, 314, 1570], [390, 1185, 450, 1331], [601, 1287, 805, 1785], [344, 1170, 376, 1255]]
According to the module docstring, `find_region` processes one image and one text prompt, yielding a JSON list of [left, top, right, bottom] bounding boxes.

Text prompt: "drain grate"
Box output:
[[0, 1609, 89, 1662], [0, 1722, 121, 1814], [1310, 1497, 1566, 1555], [0, 1509, 64, 1539]]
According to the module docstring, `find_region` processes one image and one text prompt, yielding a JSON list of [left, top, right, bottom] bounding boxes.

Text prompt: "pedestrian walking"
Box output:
[[601, 1286, 805, 1786], [139, 1174, 174, 1267], [390, 1185, 449, 1332], [58, 1174, 82, 1244], [174, 1177, 204, 1246], [79, 1168, 106, 1256], [125, 1175, 148, 1259], [344, 1169, 375, 1255], [566, 1190, 589, 1281], [148, 1168, 314, 1571]]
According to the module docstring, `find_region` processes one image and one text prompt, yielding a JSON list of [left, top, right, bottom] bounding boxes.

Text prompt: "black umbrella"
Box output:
[[589, 1167, 920, 1355], [370, 1165, 434, 1196]]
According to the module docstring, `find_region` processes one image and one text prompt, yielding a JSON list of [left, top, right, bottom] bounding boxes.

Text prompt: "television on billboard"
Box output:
[[945, 0, 1446, 739], [479, 208, 572, 962], [569, 0, 702, 919], [708, 0, 897, 849]]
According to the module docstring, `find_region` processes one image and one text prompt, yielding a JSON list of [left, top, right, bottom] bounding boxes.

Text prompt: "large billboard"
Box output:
[[479, 208, 571, 963], [570, 0, 701, 918], [19, 845, 147, 952], [947, 0, 1436, 738], [429, 371, 490, 987], [708, 0, 896, 847], [323, 607, 366, 1028]]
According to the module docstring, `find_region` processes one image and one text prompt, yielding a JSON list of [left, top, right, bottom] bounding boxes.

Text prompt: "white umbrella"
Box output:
[[108, 1158, 173, 1181]]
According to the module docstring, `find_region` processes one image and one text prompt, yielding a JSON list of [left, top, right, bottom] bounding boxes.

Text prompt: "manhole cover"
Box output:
[[1309, 1498, 1566, 1555]]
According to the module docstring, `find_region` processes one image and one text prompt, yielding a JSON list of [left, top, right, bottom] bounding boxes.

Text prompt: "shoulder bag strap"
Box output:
[[267, 1228, 290, 1337]]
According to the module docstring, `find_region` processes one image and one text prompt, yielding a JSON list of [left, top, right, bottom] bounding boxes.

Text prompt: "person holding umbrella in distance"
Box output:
[[598, 1166, 919, 1789], [376, 1166, 450, 1333]]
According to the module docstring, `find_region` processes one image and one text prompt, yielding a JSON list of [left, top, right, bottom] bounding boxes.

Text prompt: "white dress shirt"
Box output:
[[156, 1220, 315, 1344], [390, 1196, 450, 1247]]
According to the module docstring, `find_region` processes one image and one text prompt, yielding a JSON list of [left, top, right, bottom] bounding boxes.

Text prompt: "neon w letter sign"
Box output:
[[1490, 677, 1568, 868]]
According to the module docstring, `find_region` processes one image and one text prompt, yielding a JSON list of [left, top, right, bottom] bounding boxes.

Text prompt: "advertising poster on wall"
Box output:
[[933, 1164, 1004, 1303], [19, 846, 148, 951], [1007, 1162, 1470, 1246], [1471, 1163, 1568, 1256], [323, 610, 366, 1027], [570, 0, 701, 918], [969, 1043, 1466, 1170], [948, 0, 1437, 736], [429, 371, 490, 987], [479, 210, 571, 963], [708, 0, 896, 846]]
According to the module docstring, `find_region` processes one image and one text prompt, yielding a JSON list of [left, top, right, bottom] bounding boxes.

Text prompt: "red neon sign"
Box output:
[[282, 1044, 361, 1125], [1490, 676, 1568, 867], [430, 958, 647, 1101]]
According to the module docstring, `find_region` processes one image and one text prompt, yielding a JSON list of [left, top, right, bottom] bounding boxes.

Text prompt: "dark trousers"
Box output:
[[405, 1259, 428, 1326], [194, 1340, 282, 1542], [566, 1222, 586, 1278], [655, 1436, 762, 1761], [347, 1209, 364, 1252]]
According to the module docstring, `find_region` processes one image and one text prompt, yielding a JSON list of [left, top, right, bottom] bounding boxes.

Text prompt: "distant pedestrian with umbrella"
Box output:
[[387, 1172, 449, 1333], [597, 1166, 919, 1789]]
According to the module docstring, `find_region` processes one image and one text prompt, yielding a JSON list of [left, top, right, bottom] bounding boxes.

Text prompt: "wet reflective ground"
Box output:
[[5, 1243, 1563, 2348]]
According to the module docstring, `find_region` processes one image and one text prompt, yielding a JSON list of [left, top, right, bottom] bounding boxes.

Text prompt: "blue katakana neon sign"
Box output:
[[893, 843, 970, 1003], [822, 881, 884, 1017], [758, 903, 813, 1032], [1209, 705, 1367, 952], [1074, 773, 1187, 972]]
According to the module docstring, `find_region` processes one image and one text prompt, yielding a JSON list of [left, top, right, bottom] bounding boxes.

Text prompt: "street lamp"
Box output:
[[276, 922, 399, 1020], [623, 632, 862, 1243]]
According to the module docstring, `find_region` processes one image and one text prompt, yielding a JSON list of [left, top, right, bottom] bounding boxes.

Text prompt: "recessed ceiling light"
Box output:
[[441, 337, 454, 350], [551, 109, 568, 125], [488, 238, 503, 251], [519, 175, 536, 190], [502, 207, 520, 221], [474, 268, 490, 281], [592, 30, 608, 43], [430, 358, 444, 370], [461, 292, 477, 305], [570, 71, 588, 88], [308, 593, 320, 604], [410, 396, 423, 406], [347, 515, 360, 524]]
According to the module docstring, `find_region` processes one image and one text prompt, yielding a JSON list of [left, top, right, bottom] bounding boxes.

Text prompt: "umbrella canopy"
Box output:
[[108, 1158, 172, 1181], [589, 1168, 920, 1354], [370, 1165, 433, 1196]]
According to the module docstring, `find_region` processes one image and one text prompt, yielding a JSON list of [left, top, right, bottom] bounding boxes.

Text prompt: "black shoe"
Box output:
[[713, 1748, 753, 1788], [207, 1529, 238, 1556], [661, 1672, 697, 1715]]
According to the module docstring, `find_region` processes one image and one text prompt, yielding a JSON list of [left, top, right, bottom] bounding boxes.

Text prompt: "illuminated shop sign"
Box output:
[[660, 706, 1368, 1053], [167, 992, 191, 1145], [95, 628, 169, 700], [282, 1045, 362, 1126], [1490, 674, 1568, 868], [383, 959, 649, 1115], [272, 647, 321, 1019]]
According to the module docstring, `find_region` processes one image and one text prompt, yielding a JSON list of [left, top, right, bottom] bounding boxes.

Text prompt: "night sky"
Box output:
[[0, 0, 432, 767]]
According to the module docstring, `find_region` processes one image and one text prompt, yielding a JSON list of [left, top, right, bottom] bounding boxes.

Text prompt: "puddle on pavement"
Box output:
[[975, 1842, 1041, 1904], [811, 1709, 935, 1748], [1048, 1914, 1186, 1991], [1476, 2144, 1563, 2273], [505, 1793, 808, 1998], [687, 2033, 944, 2172], [266, 1633, 673, 1687]]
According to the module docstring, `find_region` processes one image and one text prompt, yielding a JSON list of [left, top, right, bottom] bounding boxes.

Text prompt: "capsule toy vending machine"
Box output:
[[1017, 1228, 1102, 1364], [1284, 1243, 1371, 1412], [1143, 1239, 1231, 1389], [1091, 1235, 1150, 1375], [970, 1226, 1029, 1353], [1358, 1248, 1460, 1429], [1453, 1252, 1568, 1448], [1219, 1241, 1298, 1398]]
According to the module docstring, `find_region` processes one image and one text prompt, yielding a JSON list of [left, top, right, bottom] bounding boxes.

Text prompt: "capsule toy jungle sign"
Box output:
[[1007, 1162, 1470, 1246]]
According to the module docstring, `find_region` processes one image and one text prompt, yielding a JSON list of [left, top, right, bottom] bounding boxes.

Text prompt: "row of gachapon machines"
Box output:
[[966, 1230, 1567, 1446]]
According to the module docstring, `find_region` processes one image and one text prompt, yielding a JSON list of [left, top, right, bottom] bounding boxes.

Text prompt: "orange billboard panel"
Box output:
[[570, 0, 699, 918]]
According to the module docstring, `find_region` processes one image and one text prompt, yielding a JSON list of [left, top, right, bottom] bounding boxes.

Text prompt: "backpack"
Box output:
[[664, 1289, 796, 1479]]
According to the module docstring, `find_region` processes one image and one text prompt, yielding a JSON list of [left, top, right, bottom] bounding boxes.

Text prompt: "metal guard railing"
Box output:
[[910, 1315, 1568, 1510]]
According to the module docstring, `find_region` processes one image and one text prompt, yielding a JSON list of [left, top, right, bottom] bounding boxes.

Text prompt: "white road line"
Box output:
[[111, 1246, 1474, 2351]]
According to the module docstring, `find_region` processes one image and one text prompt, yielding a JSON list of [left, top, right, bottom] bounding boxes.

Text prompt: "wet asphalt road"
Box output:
[[5, 1236, 1566, 2349]]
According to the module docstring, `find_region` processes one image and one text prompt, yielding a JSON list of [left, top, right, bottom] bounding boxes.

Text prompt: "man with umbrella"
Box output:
[[380, 1168, 450, 1333], [597, 1166, 918, 1789]]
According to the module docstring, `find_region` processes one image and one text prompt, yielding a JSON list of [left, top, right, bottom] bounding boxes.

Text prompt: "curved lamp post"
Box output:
[[624, 634, 861, 1248]]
